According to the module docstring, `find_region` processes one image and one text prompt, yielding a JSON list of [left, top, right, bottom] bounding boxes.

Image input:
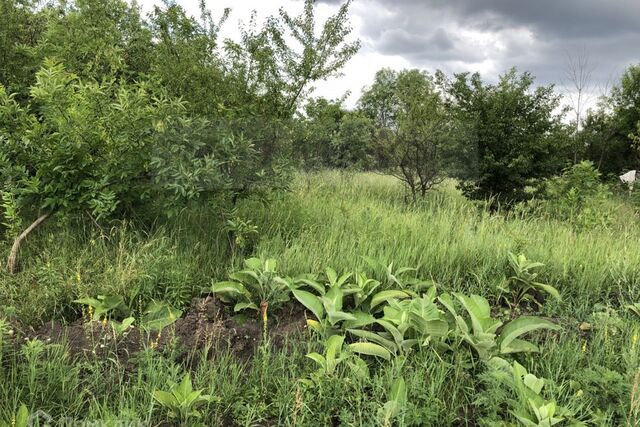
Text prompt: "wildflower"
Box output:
[[582, 341, 587, 352], [76, 271, 81, 283], [633, 334, 638, 347], [102, 317, 107, 328]]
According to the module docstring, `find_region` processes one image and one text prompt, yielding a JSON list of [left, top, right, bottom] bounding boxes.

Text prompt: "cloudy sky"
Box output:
[[139, 0, 640, 109]]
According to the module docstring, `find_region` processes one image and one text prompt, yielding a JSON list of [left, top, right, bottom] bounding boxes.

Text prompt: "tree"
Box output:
[[360, 69, 452, 202], [0, 0, 47, 100], [447, 68, 570, 203], [294, 97, 346, 168], [581, 64, 640, 176], [563, 48, 595, 163], [0, 62, 207, 273], [331, 112, 375, 169]]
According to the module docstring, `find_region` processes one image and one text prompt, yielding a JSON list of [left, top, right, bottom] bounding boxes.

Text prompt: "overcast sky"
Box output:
[[138, 0, 640, 109]]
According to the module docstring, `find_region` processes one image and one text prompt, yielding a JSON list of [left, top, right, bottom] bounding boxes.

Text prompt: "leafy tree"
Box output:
[[0, 61, 203, 272], [331, 112, 376, 169], [361, 69, 452, 201], [447, 68, 570, 203], [0, 0, 47, 100], [295, 97, 346, 168], [38, 0, 153, 81]]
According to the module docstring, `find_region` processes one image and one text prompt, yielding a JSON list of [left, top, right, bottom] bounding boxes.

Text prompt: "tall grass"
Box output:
[[1, 170, 640, 425], [247, 171, 640, 318]]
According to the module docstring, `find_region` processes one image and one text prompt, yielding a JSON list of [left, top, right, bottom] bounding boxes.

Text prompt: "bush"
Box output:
[[518, 161, 616, 229]]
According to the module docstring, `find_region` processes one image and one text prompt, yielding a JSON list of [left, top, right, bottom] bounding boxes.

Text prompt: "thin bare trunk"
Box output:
[[6, 213, 50, 274]]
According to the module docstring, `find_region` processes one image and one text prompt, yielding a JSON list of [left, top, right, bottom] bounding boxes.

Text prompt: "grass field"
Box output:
[[1, 171, 639, 426]]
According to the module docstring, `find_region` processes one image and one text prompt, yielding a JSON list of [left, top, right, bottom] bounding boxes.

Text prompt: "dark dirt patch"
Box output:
[[9, 296, 307, 366]]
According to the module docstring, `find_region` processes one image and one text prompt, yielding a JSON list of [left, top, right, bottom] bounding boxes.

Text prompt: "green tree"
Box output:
[[0, 0, 47, 100], [588, 64, 640, 175], [39, 0, 152, 81], [447, 68, 570, 203], [361, 69, 452, 201], [331, 112, 375, 169], [0, 62, 200, 273]]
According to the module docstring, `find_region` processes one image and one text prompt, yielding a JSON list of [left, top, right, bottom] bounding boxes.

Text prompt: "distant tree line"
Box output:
[[295, 65, 640, 203]]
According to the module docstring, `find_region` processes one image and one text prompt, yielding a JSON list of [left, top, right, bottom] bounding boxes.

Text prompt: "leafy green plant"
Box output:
[[73, 295, 126, 320], [140, 301, 182, 332], [293, 267, 415, 337], [306, 335, 348, 375], [439, 293, 561, 360], [224, 215, 258, 260], [292, 267, 358, 336], [364, 257, 434, 295], [379, 376, 408, 426], [212, 257, 291, 320], [110, 317, 135, 336], [500, 252, 561, 308], [304, 334, 370, 379], [153, 373, 212, 424], [349, 290, 449, 357], [1, 404, 29, 427], [485, 358, 583, 426]]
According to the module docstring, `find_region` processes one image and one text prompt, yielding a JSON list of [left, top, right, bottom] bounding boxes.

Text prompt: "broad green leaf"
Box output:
[[264, 258, 277, 272], [343, 310, 376, 329], [73, 297, 101, 307], [523, 373, 544, 394], [325, 267, 338, 285], [212, 281, 248, 297], [306, 352, 326, 367], [370, 290, 410, 309], [298, 278, 325, 294], [229, 271, 259, 285], [141, 302, 182, 332], [306, 319, 322, 333], [326, 310, 357, 325], [348, 329, 396, 352], [389, 376, 407, 405], [244, 257, 262, 270], [349, 342, 391, 360], [501, 338, 539, 354], [499, 316, 560, 352], [153, 390, 178, 408], [15, 405, 29, 427], [326, 334, 344, 364], [534, 282, 561, 300], [293, 289, 325, 321], [234, 302, 259, 312]]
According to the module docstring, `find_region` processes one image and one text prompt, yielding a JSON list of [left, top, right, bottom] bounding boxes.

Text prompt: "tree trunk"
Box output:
[[6, 213, 50, 274]]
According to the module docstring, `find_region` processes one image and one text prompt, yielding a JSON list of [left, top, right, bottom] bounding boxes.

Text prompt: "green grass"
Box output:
[[1, 170, 639, 425]]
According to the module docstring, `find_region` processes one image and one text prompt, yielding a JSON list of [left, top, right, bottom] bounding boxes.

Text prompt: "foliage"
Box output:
[[360, 69, 453, 201], [499, 253, 561, 308], [380, 376, 408, 426], [439, 292, 560, 360], [583, 64, 640, 175], [212, 257, 291, 317], [481, 358, 583, 426], [540, 161, 615, 228], [0, 61, 195, 222], [447, 68, 569, 203], [153, 373, 212, 424]]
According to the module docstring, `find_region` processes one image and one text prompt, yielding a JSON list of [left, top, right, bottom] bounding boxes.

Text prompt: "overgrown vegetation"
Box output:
[[2, 0, 640, 425]]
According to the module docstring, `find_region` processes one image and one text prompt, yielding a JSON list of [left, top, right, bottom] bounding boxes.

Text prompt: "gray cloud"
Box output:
[[350, 0, 640, 88]]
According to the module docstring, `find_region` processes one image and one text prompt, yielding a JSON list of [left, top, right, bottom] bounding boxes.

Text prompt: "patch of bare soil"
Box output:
[[9, 296, 307, 365]]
